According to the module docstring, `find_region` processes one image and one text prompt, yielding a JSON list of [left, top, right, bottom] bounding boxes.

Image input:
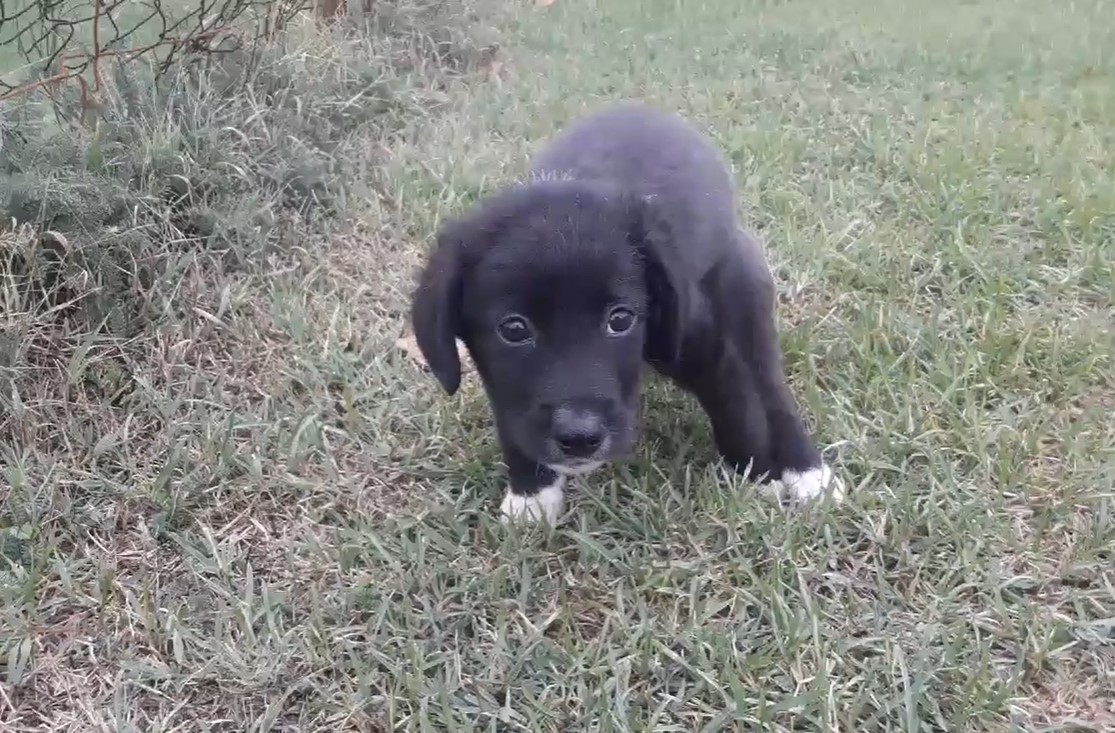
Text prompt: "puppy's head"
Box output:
[[410, 179, 689, 473]]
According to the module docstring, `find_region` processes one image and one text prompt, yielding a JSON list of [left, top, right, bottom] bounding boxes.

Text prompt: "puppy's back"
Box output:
[[530, 102, 740, 266], [531, 102, 731, 189]]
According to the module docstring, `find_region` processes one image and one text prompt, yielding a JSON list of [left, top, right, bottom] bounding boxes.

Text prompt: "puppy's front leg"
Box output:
[[498, 441, 565, 525], [677, 338, 780, 487], [723, 244, 846, 505], [741, 312, 846, 504]]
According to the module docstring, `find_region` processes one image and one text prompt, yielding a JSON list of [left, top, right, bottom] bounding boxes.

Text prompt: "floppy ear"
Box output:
[[411, 190, 526, 393], [630, 194, 692, 364], [410, 223, 467, 395]]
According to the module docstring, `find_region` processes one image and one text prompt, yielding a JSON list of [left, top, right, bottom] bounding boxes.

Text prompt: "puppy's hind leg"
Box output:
[[497, 440, 565, 525]]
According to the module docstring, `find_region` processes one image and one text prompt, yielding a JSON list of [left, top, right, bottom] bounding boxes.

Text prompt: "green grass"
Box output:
[[3, 0, 1114, 730]]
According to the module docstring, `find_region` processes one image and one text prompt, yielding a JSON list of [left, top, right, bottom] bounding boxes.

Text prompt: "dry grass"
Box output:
[[3, 0, 1115, 730]]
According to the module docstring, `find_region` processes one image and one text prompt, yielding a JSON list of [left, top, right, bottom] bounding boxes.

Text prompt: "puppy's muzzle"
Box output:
[[551, 406, 608, 461]]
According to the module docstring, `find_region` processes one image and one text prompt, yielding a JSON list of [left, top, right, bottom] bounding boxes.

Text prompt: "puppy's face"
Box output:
[[411, 180, 688, 474], [461, 209, 649, 471]]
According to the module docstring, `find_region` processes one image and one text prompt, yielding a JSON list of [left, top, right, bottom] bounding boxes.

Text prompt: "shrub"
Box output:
[[0, 0, 498, 441]]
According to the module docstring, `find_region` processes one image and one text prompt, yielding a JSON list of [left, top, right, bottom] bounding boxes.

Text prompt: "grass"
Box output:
[[2, 0, 1114, 730]]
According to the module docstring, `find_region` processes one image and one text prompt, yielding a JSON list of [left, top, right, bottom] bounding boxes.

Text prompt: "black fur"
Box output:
[[411, 102, 829, 505]]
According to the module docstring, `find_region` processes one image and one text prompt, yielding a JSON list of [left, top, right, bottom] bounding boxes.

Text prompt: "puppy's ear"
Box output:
[[630, 194, 692, 364], [411, 191, 523, 393], [410, 220, 468, 395]]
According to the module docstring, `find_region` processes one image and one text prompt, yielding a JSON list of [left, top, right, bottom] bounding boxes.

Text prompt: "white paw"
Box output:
[[770, 464, 846, 505], [500, 478, 565, 525]]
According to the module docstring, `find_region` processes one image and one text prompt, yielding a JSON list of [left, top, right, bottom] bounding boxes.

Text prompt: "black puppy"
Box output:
[[411, 102, 844, 523]]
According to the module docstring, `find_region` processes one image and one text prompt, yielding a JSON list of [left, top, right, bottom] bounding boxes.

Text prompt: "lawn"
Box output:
[[2, 0, 1114, 730]]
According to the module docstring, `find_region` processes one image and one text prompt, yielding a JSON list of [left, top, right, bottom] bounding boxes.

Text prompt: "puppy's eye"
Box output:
[[497, 315, 534, 345], [605, 307, 636, 336]]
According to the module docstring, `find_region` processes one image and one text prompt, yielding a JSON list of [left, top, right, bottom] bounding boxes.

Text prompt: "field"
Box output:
[[2, 0, 1114, 730]]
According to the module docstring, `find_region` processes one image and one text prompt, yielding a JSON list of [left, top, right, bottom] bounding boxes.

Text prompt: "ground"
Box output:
[[1, 0, 1114, 730]]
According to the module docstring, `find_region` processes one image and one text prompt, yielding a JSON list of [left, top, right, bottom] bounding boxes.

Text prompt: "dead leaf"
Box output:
[[396, 333, 473, 373], [484, 59, 505, 85]]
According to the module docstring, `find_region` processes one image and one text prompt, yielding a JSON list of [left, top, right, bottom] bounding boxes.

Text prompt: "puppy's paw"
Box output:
[[500, 480, 565, 525], [779, 464, 845, 505]]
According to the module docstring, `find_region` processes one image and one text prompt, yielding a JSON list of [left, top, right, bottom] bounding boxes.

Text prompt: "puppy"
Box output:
[[410, 102, 845, 524]]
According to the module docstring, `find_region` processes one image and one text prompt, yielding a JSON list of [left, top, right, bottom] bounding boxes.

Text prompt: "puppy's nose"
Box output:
[[552, 407, 606, 459]]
